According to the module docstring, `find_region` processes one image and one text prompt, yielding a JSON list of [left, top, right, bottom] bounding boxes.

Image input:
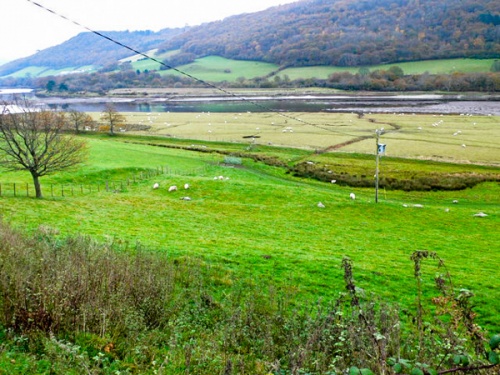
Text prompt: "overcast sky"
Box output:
[[1, 0, 299, 64]]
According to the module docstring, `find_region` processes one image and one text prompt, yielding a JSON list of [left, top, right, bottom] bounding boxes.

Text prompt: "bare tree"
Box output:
[[101, 103, 126, 135], [68, 109, 95, 133], [0, 101, 88, 198]]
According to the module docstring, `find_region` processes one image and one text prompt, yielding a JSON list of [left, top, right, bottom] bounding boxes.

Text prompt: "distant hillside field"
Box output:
[[2, 56, 497, 81], [161, 56, 279, 81], [277, 58, 500, 80]]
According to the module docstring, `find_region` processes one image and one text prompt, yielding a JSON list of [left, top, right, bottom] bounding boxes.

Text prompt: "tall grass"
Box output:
[[0, 222, 498, 374]]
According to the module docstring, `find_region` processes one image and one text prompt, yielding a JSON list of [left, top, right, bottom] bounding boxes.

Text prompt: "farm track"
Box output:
[[318, 115, 401, 153]]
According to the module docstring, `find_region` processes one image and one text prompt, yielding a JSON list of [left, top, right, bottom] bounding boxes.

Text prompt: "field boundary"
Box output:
[[0, 165, 207, 198]]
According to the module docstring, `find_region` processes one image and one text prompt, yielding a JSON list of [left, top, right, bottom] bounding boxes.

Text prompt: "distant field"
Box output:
[[108, 111, 500, 166], [4, 65, 96, 78], [160, 55, 279, 81], [2, 56, 496, 80], [278, 58, 499, 80]]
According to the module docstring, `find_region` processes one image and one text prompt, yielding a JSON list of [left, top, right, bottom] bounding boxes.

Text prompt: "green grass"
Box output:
[[0, 135, 499, 332], [4, 56, 496, 80], [4, 65, 96, 78], [278, 58, 499, 80], [161, 56, 279, 81], [106, 111, 500, 166]]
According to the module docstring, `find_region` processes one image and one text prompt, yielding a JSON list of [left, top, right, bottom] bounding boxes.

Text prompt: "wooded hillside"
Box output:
[[0, 0, 498, 77], [160, 0, 500, 67]]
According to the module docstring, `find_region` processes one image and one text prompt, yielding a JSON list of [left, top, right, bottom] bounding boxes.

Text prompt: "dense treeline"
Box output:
[[160, 0, 500, 67], [325, 68, 500, 92], [2, 66, 498, 93]]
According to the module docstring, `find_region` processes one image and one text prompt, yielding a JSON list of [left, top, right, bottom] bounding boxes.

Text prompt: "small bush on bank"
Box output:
[[0, 222, 498, 374]]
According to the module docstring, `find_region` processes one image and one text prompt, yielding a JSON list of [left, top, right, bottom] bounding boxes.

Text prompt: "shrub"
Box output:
[[0, 222, 499, 374]]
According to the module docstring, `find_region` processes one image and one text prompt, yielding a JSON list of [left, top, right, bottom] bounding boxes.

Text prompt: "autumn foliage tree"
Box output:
[[100, 103, 126, 135], [0, 101, 88, 198], [67, 109, 95, 133]]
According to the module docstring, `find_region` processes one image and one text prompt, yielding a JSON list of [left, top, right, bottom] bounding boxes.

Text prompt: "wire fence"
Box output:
[[0, 165, 209, 198]]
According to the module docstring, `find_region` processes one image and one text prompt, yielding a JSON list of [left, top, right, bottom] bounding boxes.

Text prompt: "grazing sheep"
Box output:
[[168, 185, 178, 192], [349, 193, 356, 200], [453, 200, 459, 204], [184, 183, 190, 190], [473, 212, 488, 217], [317, 202, 325, 208], [331, 180, 336, 184], [153, 183, 159, 189], [180, 196, 191, 201], [413, 204, 424, 208]]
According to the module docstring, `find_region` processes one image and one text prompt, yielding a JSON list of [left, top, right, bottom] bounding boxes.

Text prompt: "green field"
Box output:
[[277, 58, 499, 80], [5, 55, 496, 80], [161, 55, 279, 81], [99, 111, 500, 166], [1, 112, 499, 332]]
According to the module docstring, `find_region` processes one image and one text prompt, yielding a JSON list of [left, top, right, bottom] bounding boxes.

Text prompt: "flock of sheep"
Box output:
[[150, 176, 487, 217]]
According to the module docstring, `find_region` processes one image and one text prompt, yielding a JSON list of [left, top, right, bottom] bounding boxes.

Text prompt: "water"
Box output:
[[8, 92, 500, 115]]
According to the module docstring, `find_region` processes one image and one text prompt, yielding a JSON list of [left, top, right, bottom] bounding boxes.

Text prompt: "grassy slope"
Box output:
[[4, 56, 496, 80], [278, 58, 499, 80], [0, 134, 499, 331], [160, 56, 279, 81]]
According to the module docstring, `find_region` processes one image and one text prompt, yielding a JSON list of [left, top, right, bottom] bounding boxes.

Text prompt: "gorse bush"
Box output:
[[0, 222, 499, 374]]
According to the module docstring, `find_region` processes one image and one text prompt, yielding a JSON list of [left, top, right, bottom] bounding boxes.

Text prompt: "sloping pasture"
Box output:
[[0, 137, 498, 331]]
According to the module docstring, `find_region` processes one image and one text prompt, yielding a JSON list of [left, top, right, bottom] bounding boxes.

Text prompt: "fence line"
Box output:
[[0, 165, 209, 198]]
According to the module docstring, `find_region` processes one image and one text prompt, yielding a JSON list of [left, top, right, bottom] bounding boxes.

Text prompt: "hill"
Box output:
[[160, 0, 500, 67], [0, 28, 185, 77], [0, 0, 499, 78]]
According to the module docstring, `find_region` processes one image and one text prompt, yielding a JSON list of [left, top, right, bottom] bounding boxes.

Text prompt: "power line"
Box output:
[[26, 0, 363, 137]]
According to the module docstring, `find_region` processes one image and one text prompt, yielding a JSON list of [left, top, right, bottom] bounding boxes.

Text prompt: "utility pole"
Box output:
[[375, 128, 385, 203]]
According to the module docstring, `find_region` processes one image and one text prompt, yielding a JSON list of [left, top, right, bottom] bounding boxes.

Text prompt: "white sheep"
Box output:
[[473, 212, 488, 217], [168, 185, 178, 192], [152, 183, 159, 189], [184, 183, 190, 190], [180, 196, 191, 201], [317, 202, 325, 208], [349, 193, 356, 200]]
